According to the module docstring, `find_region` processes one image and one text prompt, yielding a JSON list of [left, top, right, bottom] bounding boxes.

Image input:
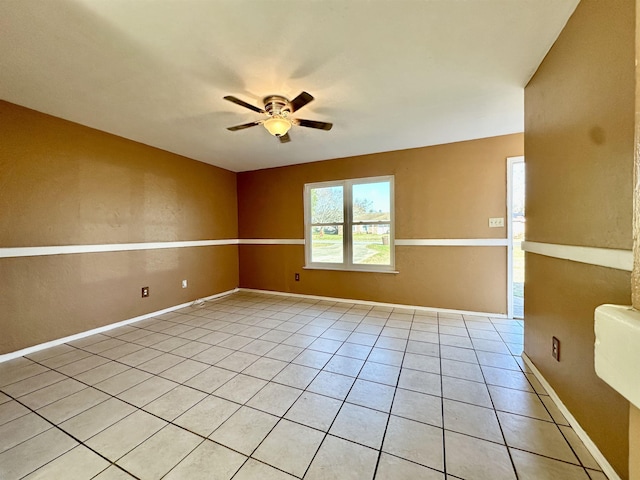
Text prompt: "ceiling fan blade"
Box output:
[[279, 132, 291, 143], [289, 91, 314, 112], [223, 96, 265, 114], [295, 119, 333, 131], [227, 120, 262, 131]]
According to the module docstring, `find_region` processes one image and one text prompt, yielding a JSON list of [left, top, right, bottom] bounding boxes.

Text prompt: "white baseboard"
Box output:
[[0, 288, 500, 363], [0, 288, 238, 364], [1, 286, 504, 364], [521, 353, 621, 480], [239, 288, 508, 318]]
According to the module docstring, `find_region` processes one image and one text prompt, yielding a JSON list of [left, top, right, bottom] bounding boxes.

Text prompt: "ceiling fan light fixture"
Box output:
[[224, 92, 333, 142], [263, 115, 292, 137]]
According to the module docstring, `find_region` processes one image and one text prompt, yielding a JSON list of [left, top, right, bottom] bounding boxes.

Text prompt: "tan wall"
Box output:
[[525, 255, 631, 474], [0, 101, 239, 354], [631, 2, 640, 479], [525, 3, 634, 250], [524, 0, 635, 477], [237, 134, 523, 313], [632, 405, 640, 480]]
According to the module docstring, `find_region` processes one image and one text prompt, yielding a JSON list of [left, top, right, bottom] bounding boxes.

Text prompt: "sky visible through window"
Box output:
[[353, 182, 390, 214]]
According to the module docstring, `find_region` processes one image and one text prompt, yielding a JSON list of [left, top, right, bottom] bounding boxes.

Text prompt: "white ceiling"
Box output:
[[0, 0, 578, 172]]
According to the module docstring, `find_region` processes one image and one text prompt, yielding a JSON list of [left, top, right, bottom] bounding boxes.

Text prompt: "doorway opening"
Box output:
[[508, 156, 525, 319]]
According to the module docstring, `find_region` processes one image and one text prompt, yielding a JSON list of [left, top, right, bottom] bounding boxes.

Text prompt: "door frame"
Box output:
[[507, 156, 525, 319]]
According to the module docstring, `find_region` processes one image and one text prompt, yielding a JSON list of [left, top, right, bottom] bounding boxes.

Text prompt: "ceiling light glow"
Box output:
[[263, 116, 292, 137]]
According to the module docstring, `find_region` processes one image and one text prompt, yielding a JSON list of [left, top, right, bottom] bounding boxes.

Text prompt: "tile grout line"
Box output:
[[7, 308, 564, 476], [494, 313, 607, 477], [3, 323, 562, 457], [1, 324, 579, 453], [0, 387, 141, 480], [517, 353, 600, 477], [370, 312, 413, 479], [0, 292, 606, 479], [193, 302, 380, 478], [1, 306, 320, 478], [228, 320, 338, 479], [437, 312, 448, 478], [295, 309, 384, 479], [465, 315, 520, 480], [3, 295, 341, 479]]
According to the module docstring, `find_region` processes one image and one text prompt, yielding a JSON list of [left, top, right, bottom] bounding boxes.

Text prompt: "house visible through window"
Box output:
[[304, 176, 395, 272]]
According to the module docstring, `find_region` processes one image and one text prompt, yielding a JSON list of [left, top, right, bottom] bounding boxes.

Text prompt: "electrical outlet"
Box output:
[[295, 273, 300, 281], [552, 336, 560, 361], [489, 217, 505, 228], [182, 279, 188, 289], [141, 286, 149, 298]]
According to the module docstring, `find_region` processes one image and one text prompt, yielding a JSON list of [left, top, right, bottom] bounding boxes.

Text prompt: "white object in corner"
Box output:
[[594, 304, 640, 409]]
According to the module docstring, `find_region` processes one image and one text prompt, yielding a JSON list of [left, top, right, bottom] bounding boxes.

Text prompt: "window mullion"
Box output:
[[344, 181, 352, 268]]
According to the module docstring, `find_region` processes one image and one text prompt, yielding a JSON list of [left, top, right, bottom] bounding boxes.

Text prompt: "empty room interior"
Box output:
[[1, 1, 638, 479]]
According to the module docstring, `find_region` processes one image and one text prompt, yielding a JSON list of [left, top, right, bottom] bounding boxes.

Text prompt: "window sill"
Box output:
[[303, 266, 399, 274]]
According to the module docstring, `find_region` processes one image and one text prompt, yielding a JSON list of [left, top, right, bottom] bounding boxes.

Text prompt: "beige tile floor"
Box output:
[[0, 292, 608, 479]]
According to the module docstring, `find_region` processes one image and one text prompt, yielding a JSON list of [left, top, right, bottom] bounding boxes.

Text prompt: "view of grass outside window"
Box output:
[[306, 177, 394, 271]]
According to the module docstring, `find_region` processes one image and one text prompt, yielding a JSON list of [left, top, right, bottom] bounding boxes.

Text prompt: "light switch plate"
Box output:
[[489, 217, 504, 228]]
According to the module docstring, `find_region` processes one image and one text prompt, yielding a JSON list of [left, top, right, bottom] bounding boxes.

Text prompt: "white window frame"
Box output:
[[304, 175, 395, 273]]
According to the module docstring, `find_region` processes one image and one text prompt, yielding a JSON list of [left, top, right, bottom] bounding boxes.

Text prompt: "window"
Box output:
[[304, 176, 395, 272]]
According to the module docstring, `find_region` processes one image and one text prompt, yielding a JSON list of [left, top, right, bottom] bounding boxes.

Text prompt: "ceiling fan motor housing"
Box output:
[[263, 95, 291, 117]]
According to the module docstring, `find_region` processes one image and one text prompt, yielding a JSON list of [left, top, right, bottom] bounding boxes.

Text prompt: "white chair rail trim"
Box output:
[[522, 241, 632, 272], [1, 238, 511, 258]]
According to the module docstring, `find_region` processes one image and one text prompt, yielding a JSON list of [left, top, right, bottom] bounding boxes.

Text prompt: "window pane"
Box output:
[[311, 226, 344, 263], [353, 182, 390, 223], [352, 224, 391, 265], [311, 186, 343, 224]]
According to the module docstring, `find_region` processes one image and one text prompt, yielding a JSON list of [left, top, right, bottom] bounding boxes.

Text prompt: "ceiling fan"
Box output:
[[224, 91, 333, 143]]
